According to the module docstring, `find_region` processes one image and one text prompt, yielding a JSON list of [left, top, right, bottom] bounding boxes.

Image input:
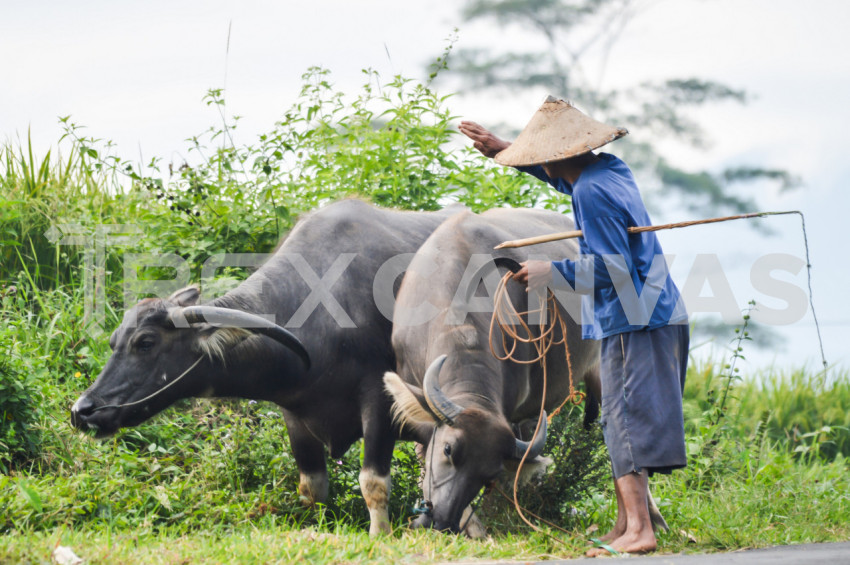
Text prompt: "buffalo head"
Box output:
[[71, 286, 310, 437], [384, 354, 549, 533]]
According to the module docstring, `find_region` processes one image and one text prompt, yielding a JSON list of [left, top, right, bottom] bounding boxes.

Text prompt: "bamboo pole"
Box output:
[[491, 209, 829, 372], [494, 212, 776, 249]]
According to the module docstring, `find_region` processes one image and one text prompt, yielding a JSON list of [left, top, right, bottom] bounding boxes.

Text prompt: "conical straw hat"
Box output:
[[494, 96, 628, 167]]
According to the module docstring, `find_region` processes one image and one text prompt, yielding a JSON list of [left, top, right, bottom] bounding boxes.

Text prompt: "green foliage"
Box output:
[[0, 132, 129, 290], [0, 325, 43, 473], [235, 66, 563, 215], [481, 407, 609, 533], [49, 66, 562, 277], [737, 370, 850, 461]]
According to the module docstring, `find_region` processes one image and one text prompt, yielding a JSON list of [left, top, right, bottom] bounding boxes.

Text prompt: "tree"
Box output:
[[436, 0, 799, 217]]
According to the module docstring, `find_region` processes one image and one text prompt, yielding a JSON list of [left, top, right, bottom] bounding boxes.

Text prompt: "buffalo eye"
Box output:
[[137, 338, 156, 352], [443, 443, 452, 458]]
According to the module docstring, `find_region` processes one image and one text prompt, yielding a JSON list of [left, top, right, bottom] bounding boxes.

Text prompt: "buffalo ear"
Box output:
[[503, 456, 553, 486], [168, 285, 200, 307], [384, 372, 437, 427]]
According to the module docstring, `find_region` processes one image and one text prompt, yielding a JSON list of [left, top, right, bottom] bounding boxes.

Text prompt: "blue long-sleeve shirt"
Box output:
[[519, 153, 688, 340]]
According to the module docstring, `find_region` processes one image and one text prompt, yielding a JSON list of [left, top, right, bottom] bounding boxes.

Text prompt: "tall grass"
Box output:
[[0, 132, 129, 290], [737, 367, 850, 459], [683, 361, 850, 460]]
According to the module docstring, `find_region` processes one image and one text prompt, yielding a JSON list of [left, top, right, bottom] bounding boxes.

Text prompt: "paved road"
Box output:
[[450, 542, 850, 564], [569, 542, 850, 563]]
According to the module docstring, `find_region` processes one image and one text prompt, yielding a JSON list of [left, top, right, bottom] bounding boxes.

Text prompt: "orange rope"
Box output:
[[491, 483, 576, 543], [487, 271, 586, 535], [488, 272, 585, 415]]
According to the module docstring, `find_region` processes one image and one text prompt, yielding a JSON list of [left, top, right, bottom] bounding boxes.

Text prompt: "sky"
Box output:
[[2, 0, 848, 373]]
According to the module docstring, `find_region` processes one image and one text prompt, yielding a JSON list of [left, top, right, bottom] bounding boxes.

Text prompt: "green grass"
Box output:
[[1, 526, 582, 564], [3, 450, 849, 564], [2, 348, 847, 563]]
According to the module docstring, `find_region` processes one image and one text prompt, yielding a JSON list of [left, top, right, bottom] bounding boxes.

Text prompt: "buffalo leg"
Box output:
[[360, 402, 396, 535], [359, 468, 392, 535], [283, 412, 329, 505]]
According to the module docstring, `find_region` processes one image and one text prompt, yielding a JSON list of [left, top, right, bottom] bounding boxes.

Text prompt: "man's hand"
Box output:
[[511, 260, 552, 292], [458, 121, 511, 158]]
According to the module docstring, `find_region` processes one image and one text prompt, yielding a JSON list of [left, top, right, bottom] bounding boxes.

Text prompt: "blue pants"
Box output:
[[599, 324, 689, 478]]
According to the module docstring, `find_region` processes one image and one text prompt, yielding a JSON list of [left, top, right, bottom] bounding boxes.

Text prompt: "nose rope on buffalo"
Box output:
[[88, 356, 205, 414], [487, 267, 585, 542]]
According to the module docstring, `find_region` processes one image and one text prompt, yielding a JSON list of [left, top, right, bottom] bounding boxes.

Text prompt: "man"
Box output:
[[459, 97, 689, 557]]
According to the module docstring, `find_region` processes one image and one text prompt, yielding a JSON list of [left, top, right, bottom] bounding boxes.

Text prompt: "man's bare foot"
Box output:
[[595, 526, 624, 544], [587, 519, 626, 545], [586, 528, 657, 557]]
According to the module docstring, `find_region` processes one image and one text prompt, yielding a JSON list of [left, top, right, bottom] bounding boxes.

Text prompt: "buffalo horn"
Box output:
[[422, 354, 464, 426], [513, 412, 548, 460], [170, 305, 311, 370], [462, 257, 523, 303]]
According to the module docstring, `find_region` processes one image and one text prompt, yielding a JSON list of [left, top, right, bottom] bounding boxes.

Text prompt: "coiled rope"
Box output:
[[487, 269, 585, 540], [489, 271, 586, 416]]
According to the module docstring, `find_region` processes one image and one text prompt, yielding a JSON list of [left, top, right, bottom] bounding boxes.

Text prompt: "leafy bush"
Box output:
[[0, 325, 43, 473], [478, 406, 609, 533]]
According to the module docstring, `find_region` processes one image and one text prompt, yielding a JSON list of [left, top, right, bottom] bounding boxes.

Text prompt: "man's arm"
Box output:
[[458, 121, 511, 158], [551, 215, 633, 291]]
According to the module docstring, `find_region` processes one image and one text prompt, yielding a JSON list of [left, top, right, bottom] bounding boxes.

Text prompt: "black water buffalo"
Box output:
[[71, 198, 461, 535], [383, 207, 603, 534]]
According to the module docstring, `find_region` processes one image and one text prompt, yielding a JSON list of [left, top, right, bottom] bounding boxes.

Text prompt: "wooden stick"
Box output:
[[494, 212, 771, 249]]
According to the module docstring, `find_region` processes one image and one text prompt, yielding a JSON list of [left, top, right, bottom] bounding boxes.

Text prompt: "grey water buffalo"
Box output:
[[71, 198, 461, 535], [383, 208, 603, 534]]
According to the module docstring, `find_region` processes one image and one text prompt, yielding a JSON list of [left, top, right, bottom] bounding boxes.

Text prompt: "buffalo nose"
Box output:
[[72, 395, 96, 416], [70, 395, 96, 428]]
